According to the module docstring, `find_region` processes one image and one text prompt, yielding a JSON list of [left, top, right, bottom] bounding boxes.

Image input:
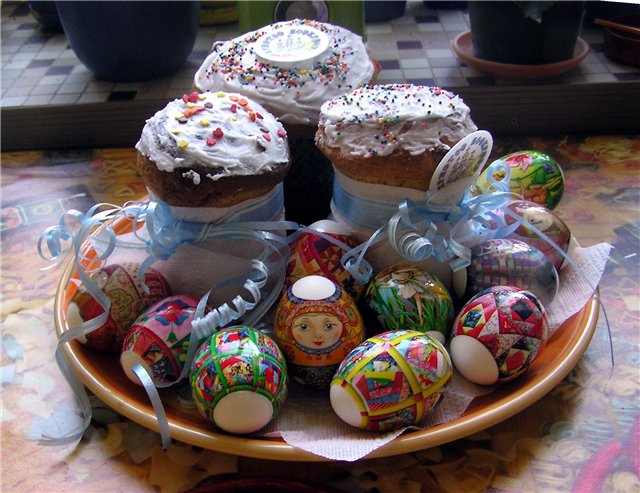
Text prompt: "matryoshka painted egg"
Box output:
[[120, 294, 199, 386], [452, 238, 559, 306], [68, 262, 171, 352], [286, 219, 364, 301], [473, 151, 564, 210], [449, 286, 549, 385], [190, 326, 288, 435], [274, 275, 365, 389], [365, 265, 454, 345], [330, 330, 453, 431], [503, 200, 571, 270]]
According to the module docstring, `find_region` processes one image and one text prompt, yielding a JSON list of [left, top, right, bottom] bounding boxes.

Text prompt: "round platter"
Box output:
[[54, 217, 600, 462], [452, 30, 590, 79]]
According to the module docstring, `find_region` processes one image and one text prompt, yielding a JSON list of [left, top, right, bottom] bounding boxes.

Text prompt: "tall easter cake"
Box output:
[[135, 91, 290, 212], [193, 18, 376, 129]]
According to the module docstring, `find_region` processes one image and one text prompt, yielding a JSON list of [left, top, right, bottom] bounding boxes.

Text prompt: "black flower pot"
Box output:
[[468, 1, 585, 65], [56, 1, 199, 82]]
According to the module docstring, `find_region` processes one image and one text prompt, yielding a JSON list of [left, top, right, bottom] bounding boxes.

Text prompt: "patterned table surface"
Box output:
[[1, 135, 639, 493]]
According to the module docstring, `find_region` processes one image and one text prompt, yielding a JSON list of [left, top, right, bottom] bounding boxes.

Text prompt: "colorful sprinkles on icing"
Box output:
[[194, 19, 375, 126], [205, 19, 354, 88], [319, 83, 477, 158], [135, 90, 289, 177], [170, 92, 277, 153]]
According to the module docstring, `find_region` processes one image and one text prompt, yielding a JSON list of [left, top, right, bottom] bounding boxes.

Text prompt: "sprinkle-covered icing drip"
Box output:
[[318, 84, 477, 158], [136, 91, 289, 180], [194, 19, 375, 126]]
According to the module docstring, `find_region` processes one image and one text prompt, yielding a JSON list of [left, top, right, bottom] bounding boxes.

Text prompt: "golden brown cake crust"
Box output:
[[315, 84, 477, 192], [315, 126, 447, 191], [136, 153, 289, 208]]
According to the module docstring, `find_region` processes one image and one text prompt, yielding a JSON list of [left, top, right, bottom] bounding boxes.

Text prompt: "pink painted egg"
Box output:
[[285, 219, 364, 301], [120, 294, 199, 386], [190, 326, 288, 434], [330, 330, 453, 431], [274, 275, 365, 389], [69, 262, 171, 351], [449, 286, 549, 385]]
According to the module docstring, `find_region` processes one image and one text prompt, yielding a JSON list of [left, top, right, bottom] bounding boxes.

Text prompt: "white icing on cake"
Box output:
[[136, 91, 289, 178], [182, 170, 201, 184], [193, 19, 375, 126], [317, 84, 477, 158]]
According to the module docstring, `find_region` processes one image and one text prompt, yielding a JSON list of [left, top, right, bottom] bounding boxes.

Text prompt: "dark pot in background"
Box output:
[[56, 1, 200, 82], [603, 14, 640, 68], [468, 1, 585, 65], [29, 1, 63, 32], [365, 0, 406, 22]]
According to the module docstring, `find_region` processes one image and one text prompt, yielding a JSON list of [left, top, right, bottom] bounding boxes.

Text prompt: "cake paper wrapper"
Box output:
[[546, 241, 612, 332], [262, 374, 490, 461]]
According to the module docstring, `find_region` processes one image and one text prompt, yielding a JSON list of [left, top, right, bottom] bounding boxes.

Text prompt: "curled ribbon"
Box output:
[[38, 197, 298, 448], [336, 159, 521, 283]]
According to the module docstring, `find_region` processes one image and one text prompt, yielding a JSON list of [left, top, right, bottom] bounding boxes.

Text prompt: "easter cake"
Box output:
[[135, 91, 290, 213], [193, 18, 376, 131], [316, 84, 478, 192]]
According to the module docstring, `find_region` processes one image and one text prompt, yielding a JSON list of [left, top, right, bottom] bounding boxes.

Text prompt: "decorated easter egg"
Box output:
[[449, 286, 549, 385], [503, 200, 571, 270], [452, 238, 559, 306], [121, 294, 199, 386], [286, 219, 364, 301], [274, 275, 365, 389], [365, 265, 454, 345], [473, 151, 564, 209], [190, 326, 288, 434], [69, 262, 171, 351], [330, 330, 453, 431]]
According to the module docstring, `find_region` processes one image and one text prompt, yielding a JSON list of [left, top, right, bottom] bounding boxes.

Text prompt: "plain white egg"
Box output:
[[449, 335, 499, 385], [291, 275, 337, 300]]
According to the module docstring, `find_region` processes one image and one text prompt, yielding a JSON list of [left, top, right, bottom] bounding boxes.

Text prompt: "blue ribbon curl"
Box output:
[[38, 196, 297, 448], [336, 159, 523, 283]]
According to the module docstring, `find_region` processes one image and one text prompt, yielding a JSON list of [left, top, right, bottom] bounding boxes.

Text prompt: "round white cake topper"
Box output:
[[428, 130, 493, 205], [254, 24, 330, 68]]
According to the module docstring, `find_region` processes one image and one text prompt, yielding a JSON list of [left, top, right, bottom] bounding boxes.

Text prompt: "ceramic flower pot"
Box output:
[[468, 1, 585, 65], [56, 1, 199, 82]]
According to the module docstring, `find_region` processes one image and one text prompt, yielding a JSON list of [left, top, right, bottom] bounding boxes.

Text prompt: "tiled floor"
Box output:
[[2, 1, 640, 109]]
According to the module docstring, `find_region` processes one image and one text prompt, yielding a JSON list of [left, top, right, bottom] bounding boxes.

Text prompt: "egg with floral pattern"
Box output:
[[69, 262, 171, 352], [120, 295, 200, 386], [473, 150, 564, 209], [365, 265, 454, 345]]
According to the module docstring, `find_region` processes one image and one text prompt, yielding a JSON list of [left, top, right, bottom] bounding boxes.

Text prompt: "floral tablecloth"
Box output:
[[2, 135, 639, 493]]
